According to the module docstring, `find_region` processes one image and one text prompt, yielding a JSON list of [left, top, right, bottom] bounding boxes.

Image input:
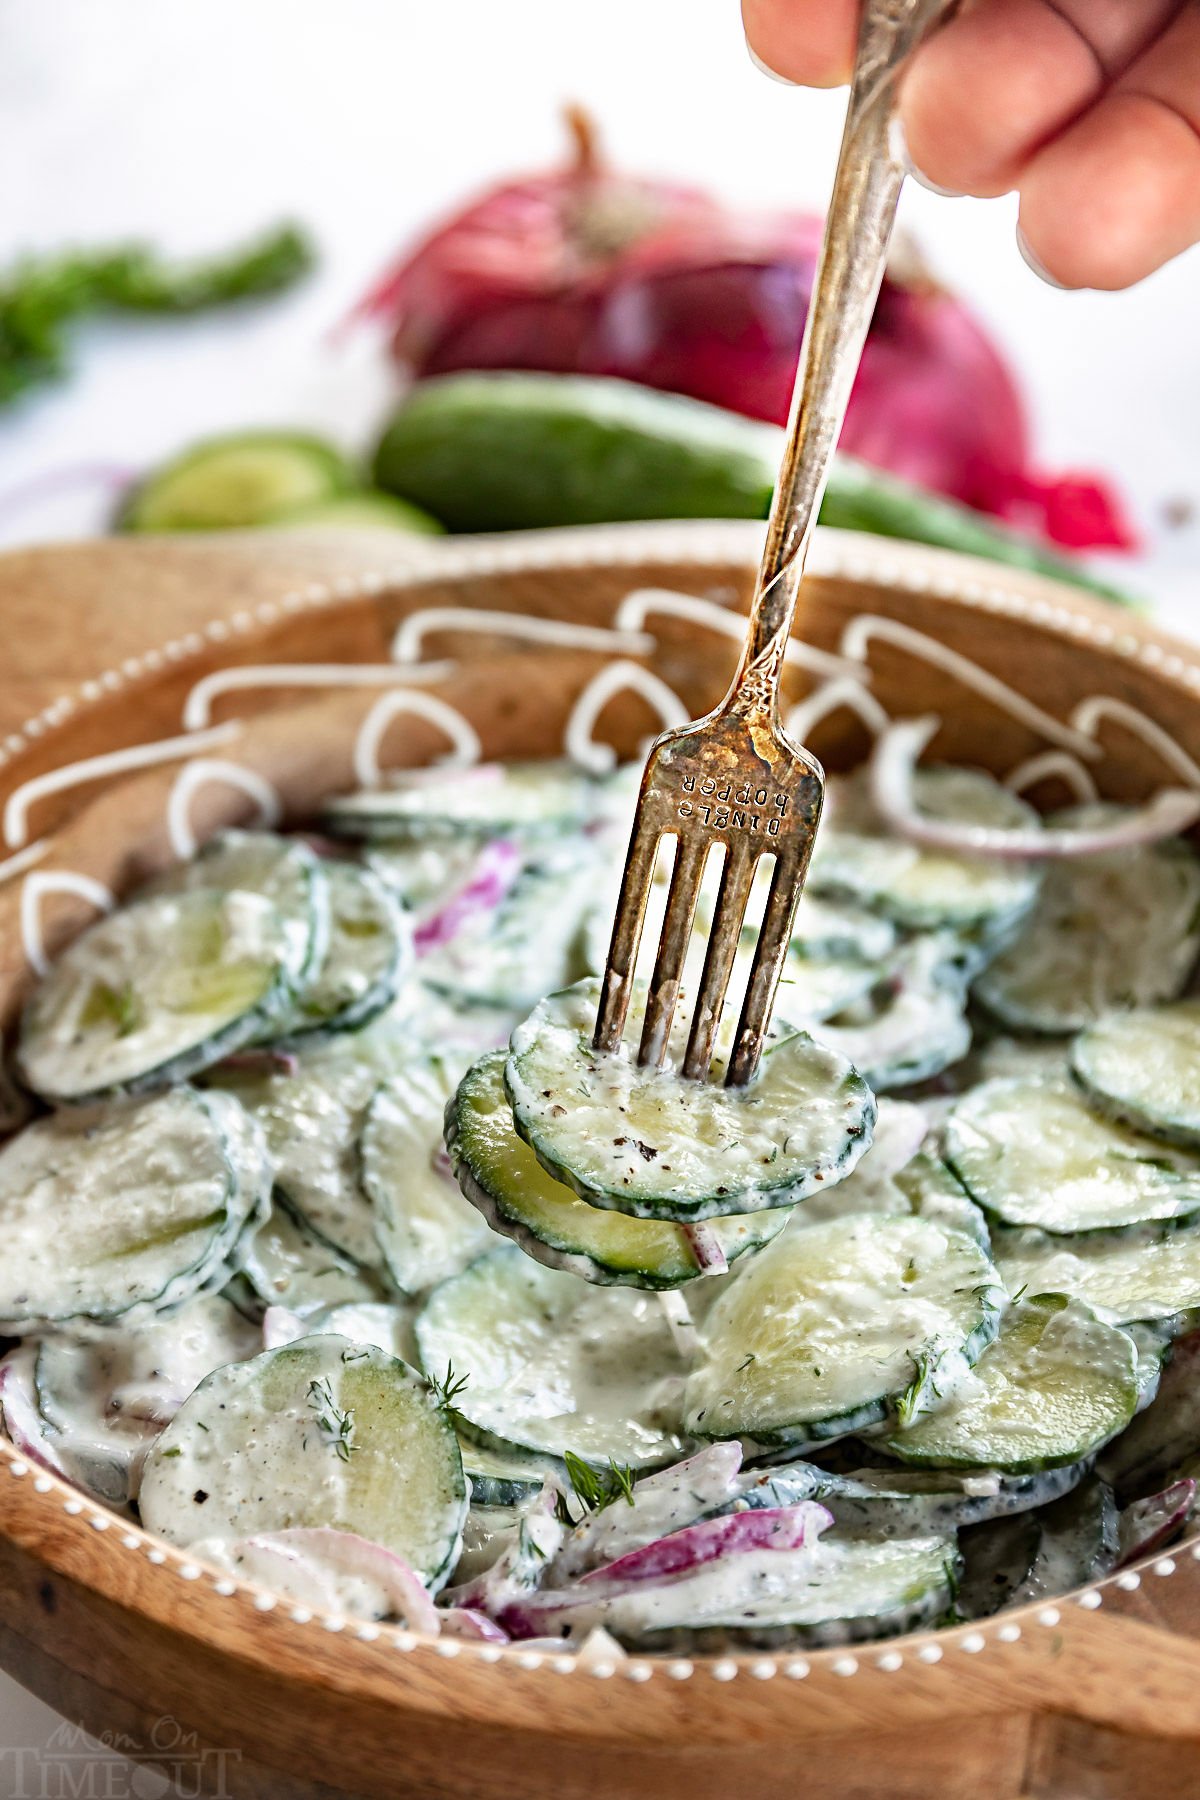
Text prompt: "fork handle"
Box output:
[[734, 0, 952, 700]]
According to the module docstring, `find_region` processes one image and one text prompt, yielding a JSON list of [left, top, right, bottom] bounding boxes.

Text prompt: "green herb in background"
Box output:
[[0, 222, 314, 410]]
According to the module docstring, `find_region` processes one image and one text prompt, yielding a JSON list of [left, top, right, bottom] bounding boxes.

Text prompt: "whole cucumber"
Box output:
[[373, 371, 1135, 607]]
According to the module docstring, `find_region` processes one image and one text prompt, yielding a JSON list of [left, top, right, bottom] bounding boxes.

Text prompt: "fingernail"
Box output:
[[745, 39, 797, 85], [1016, 225, 1068, 289], [905, 157, 961, 198]]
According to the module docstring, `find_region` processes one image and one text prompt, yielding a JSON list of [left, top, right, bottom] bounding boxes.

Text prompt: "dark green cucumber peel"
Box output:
[[372, 372, 1137, 607]]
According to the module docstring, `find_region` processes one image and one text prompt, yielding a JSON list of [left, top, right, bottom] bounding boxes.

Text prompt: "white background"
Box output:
[[0, 0, 1197, 1772]]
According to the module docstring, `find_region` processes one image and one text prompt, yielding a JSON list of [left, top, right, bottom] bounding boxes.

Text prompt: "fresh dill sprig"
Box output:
[[427, 1362, 471, 1431], [895, 1347, 942, 1430], [306, 1375, 357, 1462], [561, 1450, 636, 1519]]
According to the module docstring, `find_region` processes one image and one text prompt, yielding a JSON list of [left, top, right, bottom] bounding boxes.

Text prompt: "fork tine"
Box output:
[[725, 849, 805, 1089], [593, 810, 663, 1055], [637, 834, 709, 1070], [681, 841, 759, 1082]]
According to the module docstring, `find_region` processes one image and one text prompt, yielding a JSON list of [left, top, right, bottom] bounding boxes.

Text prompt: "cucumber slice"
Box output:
[[34, 1293, 259, 1506], [447, 1051, 790, 1289], [1010, 1476, 1119, 1603], [1071, 1003, 1200, 1149], [415, 1246, 689, 1468], [794, 1100, 932, 1225], [0, 1089, 268, 1332], [367, 841, 482, 915], [234, 1198, 386, 1314], [809, 767, 1041, 934], [789, 896, 898, 964], [18, 889, 295, 1103], [266, 492, 442, 534], [945, 1076, 1200, 1234], [812, 932, 972, 1093], [155, 827, 329, 993], [1098, 1332, 1200, 1500], [362, 1060, 498, 1295], [324, 762, 593, 843], [894, 1154, 992, 1249], [883, 1294, 1138, 1472], [460, 1440, 555, 1507], [956, 1512, 1042, 1618], [418, 839, 598, 1012], [683, 1215, 1002, 1448], [275, 862, 411, 1044], [215, 1037, 396, 1271], [519, 1531, 958, 1652], [996, 1222, 1200, 1327], [806, 1461, 1087, 1534], [385, 979, 516, 1063], [505, 978, 875, 1223], [974, 808, 1200, 1035], [119, 431, 356, 532], [139, 1335, 467, 1591]]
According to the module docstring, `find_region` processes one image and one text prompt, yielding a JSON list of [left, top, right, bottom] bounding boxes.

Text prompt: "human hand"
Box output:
[[743, 0, 1200, 290]]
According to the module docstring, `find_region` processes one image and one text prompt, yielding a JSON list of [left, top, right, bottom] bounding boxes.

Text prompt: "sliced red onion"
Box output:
[[579, 1500, 830, 1589], [1117, 1480, 1196, 1568], [0, 1355, 71, 1480], [871, 718, 1200, 861], [219, 1528, 441, 1631], [555, 1443, 743, 1580], [261, 1305, 307, 1351], [439, 1606, 510, 1643], [355, 112, 1133, 551], [449, 1481, 565, 1616], [682, 1223, 727, 1275], [499, 1504, 831, 1638], [413, 838, 523, 953]]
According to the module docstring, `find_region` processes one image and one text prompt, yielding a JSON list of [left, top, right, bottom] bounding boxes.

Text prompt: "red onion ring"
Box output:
[[682, 1223, 728, 1275]]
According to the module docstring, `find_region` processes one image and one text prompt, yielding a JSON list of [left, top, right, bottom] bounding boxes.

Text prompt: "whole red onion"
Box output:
[[355, 113, 1135, 554]]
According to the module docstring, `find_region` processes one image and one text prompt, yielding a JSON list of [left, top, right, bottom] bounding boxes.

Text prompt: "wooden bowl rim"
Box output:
[[3, 518, 1200, 1741]]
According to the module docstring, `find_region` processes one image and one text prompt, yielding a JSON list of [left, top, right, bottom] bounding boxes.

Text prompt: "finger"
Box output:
[[901, 0, 1181, 198], [1017, 7, 1200, 288], [741, 0, 857, 88]]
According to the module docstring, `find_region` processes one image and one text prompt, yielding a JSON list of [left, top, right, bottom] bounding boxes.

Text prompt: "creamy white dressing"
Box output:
[[684, 1214, 999, 1440], [18, 888, 288, 1099], [0, 1090, 254, 1327], [508, 978, 873, 1219], [416, 1248, 688, 1467], [140, 1335, 466, 1590], [977, 807, 1200, 1033], [10, 759, 1200, 1652], [948, 1076, 1200, 1231], [365, 1060, 499, 1293]]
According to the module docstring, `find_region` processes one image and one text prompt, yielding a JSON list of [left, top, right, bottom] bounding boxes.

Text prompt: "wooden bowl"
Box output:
[[2, 521, 1200, 1800]]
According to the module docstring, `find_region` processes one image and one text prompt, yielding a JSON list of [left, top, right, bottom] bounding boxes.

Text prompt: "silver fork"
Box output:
[[594, 0, 950, 1089]]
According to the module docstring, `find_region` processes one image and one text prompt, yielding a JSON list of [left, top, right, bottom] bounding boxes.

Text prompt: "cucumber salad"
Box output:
[[5, 754, 1200, 1655]]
